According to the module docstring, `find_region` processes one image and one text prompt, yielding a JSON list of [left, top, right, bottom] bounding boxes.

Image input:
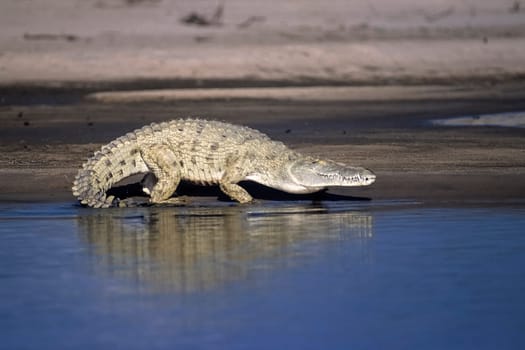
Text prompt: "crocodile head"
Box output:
[[288, 157, 376, 191]]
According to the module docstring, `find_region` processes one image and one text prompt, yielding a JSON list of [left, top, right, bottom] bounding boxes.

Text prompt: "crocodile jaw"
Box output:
[[288, 158, 376, 190]]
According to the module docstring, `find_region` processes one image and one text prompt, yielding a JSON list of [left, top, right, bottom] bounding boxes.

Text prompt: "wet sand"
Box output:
[[1, 82, 524, 204]]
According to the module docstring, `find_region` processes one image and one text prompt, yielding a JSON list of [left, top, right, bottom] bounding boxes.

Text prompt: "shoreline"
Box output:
[[2, 173, 524, 206]]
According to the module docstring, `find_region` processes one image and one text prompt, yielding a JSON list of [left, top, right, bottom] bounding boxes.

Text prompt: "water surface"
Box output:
[[1, 201, 524, 349]]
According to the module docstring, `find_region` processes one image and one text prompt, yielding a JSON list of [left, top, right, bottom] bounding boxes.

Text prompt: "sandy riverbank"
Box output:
[[1, 0, 525, 85], [1, 1, 524, 204]]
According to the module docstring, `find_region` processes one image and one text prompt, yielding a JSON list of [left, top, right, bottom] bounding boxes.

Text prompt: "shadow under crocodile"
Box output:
[[107, 180, 371, 204]]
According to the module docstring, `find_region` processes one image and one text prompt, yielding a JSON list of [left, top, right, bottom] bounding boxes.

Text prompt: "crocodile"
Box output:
[[72, 119, 376, 207]]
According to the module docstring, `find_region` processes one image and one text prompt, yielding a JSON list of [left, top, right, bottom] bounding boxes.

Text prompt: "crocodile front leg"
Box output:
[[140, 144, 183, 204], [219, 157, 253, 203], [219, 182, 253, 203]]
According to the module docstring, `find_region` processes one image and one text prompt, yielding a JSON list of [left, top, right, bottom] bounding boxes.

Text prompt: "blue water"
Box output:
[[1, 201, 524, 350]]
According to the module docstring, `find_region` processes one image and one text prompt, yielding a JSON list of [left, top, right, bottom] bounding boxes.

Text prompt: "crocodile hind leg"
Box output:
[[140, 145, 185, 204]]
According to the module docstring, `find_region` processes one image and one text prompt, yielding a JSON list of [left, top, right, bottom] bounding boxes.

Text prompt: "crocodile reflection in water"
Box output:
[[76, 203, 373, 293]]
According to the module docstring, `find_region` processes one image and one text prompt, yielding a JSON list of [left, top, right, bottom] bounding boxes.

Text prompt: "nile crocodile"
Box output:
[[72, 119, 375, 207]]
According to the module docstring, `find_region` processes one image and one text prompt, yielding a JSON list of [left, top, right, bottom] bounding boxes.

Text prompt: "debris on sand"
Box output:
[[181, 3, 224, 26]]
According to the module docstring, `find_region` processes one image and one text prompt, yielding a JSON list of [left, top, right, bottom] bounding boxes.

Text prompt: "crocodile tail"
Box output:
[[72, 131, 148, 208]]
